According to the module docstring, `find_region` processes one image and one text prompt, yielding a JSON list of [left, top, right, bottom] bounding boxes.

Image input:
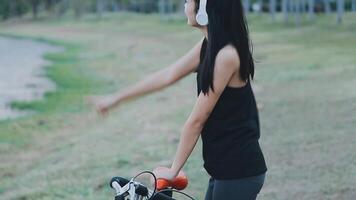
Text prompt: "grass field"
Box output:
[[0, 12, 355, 199]]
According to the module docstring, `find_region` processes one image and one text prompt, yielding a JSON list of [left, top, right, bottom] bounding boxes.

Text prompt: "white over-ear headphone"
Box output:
[[196, 0, 208, 26]]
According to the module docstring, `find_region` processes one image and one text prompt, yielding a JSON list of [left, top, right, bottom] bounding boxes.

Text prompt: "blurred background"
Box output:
[[0, 0, 355, 199]]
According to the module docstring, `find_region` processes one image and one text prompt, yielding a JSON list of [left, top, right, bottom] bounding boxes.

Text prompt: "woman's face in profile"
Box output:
[[184, 0, 199, 27]]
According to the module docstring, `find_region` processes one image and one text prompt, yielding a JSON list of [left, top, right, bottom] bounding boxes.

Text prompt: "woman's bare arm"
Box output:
[[152, 45, 241, 180], [86, 37, 205, 114], [113, 37, 205, 104], [170, 46, 240, 177]]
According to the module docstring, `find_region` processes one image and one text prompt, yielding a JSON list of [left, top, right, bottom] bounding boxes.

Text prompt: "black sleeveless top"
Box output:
[[194, 38, 267, 179]]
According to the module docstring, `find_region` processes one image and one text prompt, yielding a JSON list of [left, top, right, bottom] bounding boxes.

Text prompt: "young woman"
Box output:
[[87, 0, 267, 199]]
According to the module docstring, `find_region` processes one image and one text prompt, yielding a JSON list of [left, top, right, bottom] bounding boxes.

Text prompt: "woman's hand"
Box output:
[[85, 94, 121, 116], [150, 167, 178, 188], [151, 167, 189, 190], [153, 167, 177, 181]]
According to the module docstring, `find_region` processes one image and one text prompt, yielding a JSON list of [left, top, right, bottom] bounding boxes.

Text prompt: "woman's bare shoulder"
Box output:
[[216, 44, 240, 69]]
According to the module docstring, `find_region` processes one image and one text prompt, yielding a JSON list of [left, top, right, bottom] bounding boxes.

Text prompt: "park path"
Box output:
[[0, 36, 63, 120]]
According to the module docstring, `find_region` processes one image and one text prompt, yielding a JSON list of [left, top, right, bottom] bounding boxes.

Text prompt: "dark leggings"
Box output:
[[204, 172, 266, 200]]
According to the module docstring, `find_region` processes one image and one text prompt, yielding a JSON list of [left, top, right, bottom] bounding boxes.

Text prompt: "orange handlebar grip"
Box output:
[[171, 171, 188, 190], [156, 178, 170, 191], [154, 167, 188, 191]]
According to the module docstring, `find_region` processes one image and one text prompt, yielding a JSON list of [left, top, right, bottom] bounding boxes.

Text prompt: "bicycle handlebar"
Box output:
[[151, 192, 176, 200], [110, 176, 176, 200], [110, 168, 190, 200], [110, 176, 129, 188]]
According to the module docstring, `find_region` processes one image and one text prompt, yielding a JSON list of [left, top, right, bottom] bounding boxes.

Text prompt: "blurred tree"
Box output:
[[0, 0, 353, 25], [0, 0, 29, 20], [269, 0, 276, 22], [308, 0, 315, 21], [288, 0, 294, 18], [117, 0, 130, 11], [109, 0, 119, 11], [0, 0, 10, 20], [323, 0, 331, 14], [177, 0, 185, 14], [44, 0, 55, 16], [30, 0, 40, 19], [13, 0, 29, 17], [159, 0, 173, 15], [243, 0, 250, 14], [57, 0, 69, 18], [71, 0, 83, 18], [294, 0, 302, 26], [336, 0, 344, 24], [258, 0, 263, 15], [300, 0, 305, 13], [96, 0, 105, 17], [282, 0, 290, 23]]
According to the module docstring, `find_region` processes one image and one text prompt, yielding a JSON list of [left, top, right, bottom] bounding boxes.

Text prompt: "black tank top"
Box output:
[[194, 38, 267, 179]]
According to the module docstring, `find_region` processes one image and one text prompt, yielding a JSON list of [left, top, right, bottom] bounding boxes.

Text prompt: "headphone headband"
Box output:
[[199, 0, 207, 8]]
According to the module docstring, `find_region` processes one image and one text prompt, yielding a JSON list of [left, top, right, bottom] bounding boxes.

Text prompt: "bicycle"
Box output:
[[109, 167, 196, 200]]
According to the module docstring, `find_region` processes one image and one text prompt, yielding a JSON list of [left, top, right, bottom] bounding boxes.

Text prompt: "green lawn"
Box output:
[[0, 12, 355, 199]]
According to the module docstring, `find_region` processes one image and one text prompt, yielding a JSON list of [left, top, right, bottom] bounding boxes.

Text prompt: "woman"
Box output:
[[87, 0, 267, 199]]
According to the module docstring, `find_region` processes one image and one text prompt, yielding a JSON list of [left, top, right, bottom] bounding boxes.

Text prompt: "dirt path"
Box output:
[[0, 36, 63, 120]]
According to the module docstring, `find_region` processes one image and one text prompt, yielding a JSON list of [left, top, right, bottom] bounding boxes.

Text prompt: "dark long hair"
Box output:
[[195, 0, 255, 95]]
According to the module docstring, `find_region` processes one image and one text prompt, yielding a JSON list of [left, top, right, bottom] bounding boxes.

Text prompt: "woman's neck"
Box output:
[[199, 27, 208, 41]]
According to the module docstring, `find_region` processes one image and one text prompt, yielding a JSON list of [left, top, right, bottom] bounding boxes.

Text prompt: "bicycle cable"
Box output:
[[132, 170, 157, 200], [132, 170, 196, 200], [155, 188, 196, 200]]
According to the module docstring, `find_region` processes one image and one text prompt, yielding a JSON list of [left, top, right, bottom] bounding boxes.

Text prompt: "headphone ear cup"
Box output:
[[196, 13, 208, 26], [196, 0, 208, 26]]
